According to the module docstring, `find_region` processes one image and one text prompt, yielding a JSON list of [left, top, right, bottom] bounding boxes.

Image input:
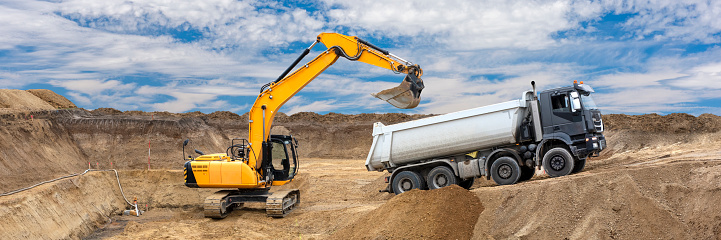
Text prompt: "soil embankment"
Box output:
[[0, 171, 126, 239], [2, 89, 721, 239], [472, 161, 721, 239]]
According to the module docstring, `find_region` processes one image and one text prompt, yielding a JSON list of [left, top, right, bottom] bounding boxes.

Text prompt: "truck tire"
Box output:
[[572, 159, 586, 173], [427, 166, 457, 190], [519, 166, 535, 182], [542, 147, 575, 177], [458, 178, 474, 190], [490, 157, 521, 185], [392, 171, 425, 195]]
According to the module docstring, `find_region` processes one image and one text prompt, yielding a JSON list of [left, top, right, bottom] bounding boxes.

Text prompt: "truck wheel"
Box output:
[[391, 171, 425, 195], [427, 166, 457, 189], [491, 157, 521, 185], [542, 147, 575, 177], [458, 178, 474, 190], [518, 166, 535, 182], [572, 159, 586, 173]]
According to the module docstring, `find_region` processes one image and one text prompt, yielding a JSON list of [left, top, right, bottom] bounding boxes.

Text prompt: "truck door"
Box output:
[[549, 91, 585, 137]]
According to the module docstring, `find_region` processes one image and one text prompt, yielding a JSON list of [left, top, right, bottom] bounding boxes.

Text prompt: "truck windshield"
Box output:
[[581, 94, 598, 109]]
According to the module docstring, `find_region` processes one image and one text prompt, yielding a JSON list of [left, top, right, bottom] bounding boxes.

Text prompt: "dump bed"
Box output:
[[366, 91, 535, 171]]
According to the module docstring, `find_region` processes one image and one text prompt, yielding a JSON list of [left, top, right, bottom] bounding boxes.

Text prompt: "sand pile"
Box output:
[[0, 89, 56, 112], [26, 89, 76, 109], [331, 185, 483, 240]]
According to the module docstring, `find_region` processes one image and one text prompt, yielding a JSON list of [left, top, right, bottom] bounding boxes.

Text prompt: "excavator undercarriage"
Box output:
[[203, 189, 300, 219]]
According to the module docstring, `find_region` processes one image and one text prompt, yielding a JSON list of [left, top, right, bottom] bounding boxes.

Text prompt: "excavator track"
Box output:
[[265, 189, 300, 218], [203, 190, 237, 219], [203, 189, 299, 219]]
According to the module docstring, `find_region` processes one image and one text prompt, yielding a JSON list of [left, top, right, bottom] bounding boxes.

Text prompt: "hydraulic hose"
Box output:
[[0, 169, 134, 206]]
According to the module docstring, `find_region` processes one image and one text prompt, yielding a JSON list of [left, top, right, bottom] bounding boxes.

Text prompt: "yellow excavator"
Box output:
[[182, 33, 424, 218]]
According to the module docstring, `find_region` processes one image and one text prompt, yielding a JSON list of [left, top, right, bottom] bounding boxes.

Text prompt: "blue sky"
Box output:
[[1, 0, 720, 115]]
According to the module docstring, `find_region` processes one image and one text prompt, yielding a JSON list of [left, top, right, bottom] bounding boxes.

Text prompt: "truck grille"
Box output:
[[592, 112, 604, 132]]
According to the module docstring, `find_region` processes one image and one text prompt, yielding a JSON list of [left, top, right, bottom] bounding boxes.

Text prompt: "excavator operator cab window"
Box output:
[[270, 139, 297, 181]]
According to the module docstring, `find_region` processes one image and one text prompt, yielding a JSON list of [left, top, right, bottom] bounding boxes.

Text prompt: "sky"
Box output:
[[1, 0, 720, 116]]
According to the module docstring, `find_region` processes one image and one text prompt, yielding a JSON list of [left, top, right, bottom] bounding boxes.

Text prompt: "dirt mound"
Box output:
[[207, 111, 243, 120], [26, 89, 77, 109], [0, 89, 56, 112], [603, 113, 721, 133], [331, 185, 483, 240], [471, 161, 721, 239], [92, 108, 123, 114], [593, 113, 721, 170]]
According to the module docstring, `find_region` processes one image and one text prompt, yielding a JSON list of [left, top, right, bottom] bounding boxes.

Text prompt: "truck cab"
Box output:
[[538, 81, 606, 160]]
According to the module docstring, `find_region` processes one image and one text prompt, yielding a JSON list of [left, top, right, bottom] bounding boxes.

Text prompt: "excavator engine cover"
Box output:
[[372, 73, 424, 109]]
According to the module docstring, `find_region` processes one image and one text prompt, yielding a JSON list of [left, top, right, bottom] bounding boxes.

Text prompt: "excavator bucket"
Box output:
[[372, 73, 424, 109]]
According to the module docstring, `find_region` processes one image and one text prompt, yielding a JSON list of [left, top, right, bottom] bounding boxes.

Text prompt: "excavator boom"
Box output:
[[249, 33, 424, 172]]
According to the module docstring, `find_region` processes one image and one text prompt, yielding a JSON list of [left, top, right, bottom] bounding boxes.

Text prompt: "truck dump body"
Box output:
[[366, 91, 534, 171]]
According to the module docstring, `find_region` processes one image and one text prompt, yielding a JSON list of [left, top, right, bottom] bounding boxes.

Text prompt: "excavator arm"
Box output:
[[248, 33, 424, 173]]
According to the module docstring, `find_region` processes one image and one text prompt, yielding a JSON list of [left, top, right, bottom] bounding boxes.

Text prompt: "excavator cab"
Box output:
[[268, 135, 298, 182]]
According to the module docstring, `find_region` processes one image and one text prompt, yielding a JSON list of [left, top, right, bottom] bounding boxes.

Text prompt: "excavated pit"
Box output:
[[1, 89, 721, 239]]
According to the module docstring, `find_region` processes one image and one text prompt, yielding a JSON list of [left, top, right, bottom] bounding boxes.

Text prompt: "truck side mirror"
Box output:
[[570, 91, 582, 112]]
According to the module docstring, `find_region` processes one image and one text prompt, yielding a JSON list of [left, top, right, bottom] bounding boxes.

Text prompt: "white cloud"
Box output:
[[56, 0, 326, 49], [0, 71, 25, 88], [665, 61, 721, 90], [49, 79, 135, 95], [282, 96, 344, 115], [594, 72, 686, 89], [151, 92, 218, 113], [323, 0, 585, 50], [618, 0, 721, 43], [588, 57, 721, 115]]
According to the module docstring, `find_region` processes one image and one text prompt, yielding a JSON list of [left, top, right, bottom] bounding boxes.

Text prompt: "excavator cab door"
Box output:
[[269, 136, 298, 182]]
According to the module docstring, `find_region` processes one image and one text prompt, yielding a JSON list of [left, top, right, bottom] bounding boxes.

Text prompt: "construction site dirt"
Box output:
[[1, 89, 720, 239]]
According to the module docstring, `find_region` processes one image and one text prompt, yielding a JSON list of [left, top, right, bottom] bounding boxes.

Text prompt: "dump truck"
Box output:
[[366, 81, 605, 194]]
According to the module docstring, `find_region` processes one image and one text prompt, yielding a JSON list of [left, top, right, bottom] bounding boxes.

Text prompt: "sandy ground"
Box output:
[[80, 152, 721, 240], [87, 159, 390, 240]]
